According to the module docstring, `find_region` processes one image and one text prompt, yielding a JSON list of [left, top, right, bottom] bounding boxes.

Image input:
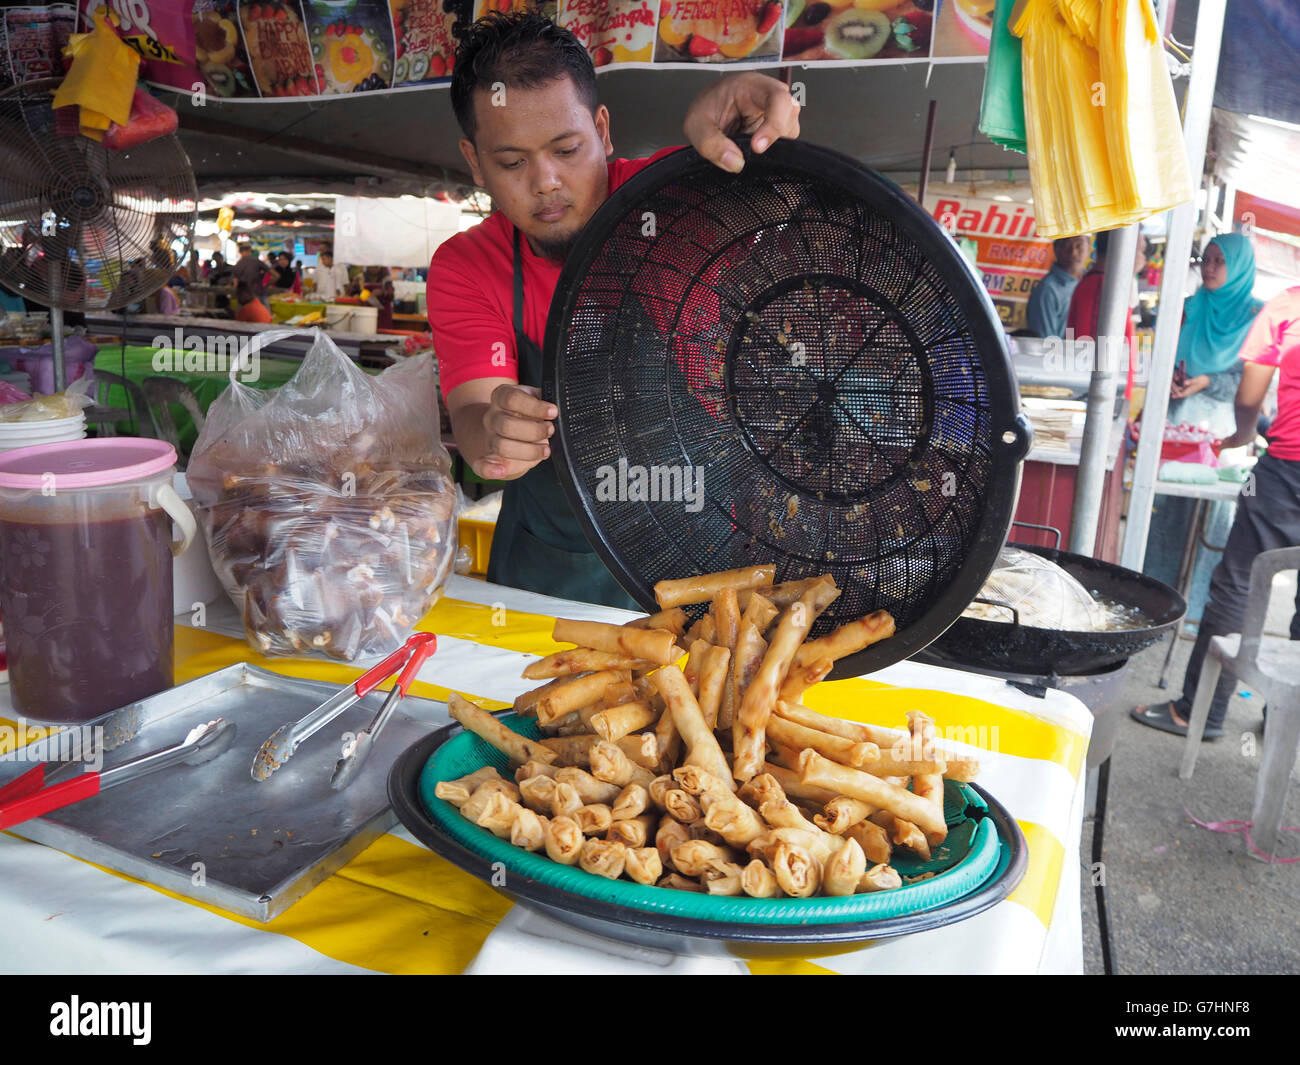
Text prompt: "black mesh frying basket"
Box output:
[[544, 139, 1033, 678]]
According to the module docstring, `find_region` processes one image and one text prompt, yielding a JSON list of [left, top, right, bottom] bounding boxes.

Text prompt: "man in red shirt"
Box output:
[[1065, 228, 1146, 398], [427, 11, 801, 606], [1132, 285, 1300, 738]]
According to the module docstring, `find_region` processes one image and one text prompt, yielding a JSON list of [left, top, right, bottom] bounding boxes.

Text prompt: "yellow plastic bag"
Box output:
[[52, 10, 139, 140]]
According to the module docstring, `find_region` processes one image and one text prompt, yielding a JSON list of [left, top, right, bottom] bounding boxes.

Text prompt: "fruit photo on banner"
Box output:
[[193, 0, 260, 98], [781, 0, 933, 63], [303, 0, 395, 92], [2, 3, 77, 88], [475, 0, 559, 23], [239, 0, 321, 96], [389, 0, 459, 84], [655, 0, 784, 63], [559, 0, 656, 67], [930, 0, 990, 60]]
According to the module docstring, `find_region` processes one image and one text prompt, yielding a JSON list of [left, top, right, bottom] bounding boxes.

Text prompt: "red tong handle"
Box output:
[[0, 771, 101, 831], [351, 631, 438, 698], [393, 633, 438, 697]]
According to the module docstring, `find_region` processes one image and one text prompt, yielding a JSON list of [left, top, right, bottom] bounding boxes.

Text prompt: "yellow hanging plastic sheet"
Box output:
[[52, 10, 139, 141], [1013, 0, 1191, 238]]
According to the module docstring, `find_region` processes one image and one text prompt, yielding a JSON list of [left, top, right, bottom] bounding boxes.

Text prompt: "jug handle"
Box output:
[[151, 482, 197, 558]]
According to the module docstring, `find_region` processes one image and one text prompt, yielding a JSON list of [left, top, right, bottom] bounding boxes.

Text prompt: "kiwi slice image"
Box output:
[[824, 7, 890, 58], [784, 0, 805, 26]]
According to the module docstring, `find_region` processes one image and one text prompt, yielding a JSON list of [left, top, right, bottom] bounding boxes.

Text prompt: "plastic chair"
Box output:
[[142, 376, 205, 467], [91, 369, 158, 439], [1181, 546, 1300, 859]]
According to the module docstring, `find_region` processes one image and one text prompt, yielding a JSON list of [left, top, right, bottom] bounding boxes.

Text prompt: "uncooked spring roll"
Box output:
[[578, 838, 627, 879], [434, 766, 507, 806], [554, 766, 622, 805], [589, 740, 657, 789], [544, 815, 584, 865]]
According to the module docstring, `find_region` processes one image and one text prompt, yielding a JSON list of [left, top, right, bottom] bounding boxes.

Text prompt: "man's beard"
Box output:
[[533, 230, 579, 263]]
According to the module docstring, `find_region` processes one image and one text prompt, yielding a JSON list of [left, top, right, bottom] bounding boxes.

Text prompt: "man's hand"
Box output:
[[446, 378, 556, 482], [1170, 373, 1210, 400], [684, 72, 802, 173]]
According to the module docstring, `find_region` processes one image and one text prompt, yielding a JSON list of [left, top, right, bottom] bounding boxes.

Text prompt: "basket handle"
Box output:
[[1002, 412, 1034, 461]]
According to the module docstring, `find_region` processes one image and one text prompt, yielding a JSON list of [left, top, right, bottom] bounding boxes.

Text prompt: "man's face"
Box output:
[[1056, 236, 1089, 272], [320, 253, 332, 266], [459, 75, 613, 261]]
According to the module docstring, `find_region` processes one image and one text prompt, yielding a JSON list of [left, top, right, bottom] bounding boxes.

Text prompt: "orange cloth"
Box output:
[[236, 299, 273, 324]]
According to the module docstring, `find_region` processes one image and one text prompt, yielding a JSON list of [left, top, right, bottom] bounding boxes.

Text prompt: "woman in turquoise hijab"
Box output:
[[1168, 233, 1263, 434], [1143, 232, 1263, 631]]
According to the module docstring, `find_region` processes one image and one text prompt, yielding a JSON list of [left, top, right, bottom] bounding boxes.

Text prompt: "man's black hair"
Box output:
[[450, 10, 596, 143], [1094, 229, 1112, 256]]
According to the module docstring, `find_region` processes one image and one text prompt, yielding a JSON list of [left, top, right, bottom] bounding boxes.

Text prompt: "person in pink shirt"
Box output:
[[1133, 285, 1300, 738]]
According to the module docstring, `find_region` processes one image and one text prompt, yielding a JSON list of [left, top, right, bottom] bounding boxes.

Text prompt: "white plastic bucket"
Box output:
[[349, 305, 378, 335]]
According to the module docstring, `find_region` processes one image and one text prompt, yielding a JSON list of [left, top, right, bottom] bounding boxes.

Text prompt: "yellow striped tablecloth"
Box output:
[[0, 576, 1092, 974]]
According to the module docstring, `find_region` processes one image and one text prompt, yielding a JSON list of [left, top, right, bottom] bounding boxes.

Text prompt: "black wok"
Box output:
[[924, 543, 1186, 676]]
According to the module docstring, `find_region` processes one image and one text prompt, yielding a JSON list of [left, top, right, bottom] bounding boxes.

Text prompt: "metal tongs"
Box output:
[[0, 718, 237, 831], [251, 631, 438, 783]]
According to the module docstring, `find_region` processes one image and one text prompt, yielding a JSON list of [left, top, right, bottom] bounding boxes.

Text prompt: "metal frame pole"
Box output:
[[1120, 0, 1228, 571]]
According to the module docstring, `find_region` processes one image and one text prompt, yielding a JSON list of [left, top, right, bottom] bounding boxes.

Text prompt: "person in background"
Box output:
[[269, 251, 296, 294], [1026, 234, 1089, 338], [206, 252, 233, 285], [235, 280, 273, 323], [291, 259, 304, 296], [370, 278, 395, 330], [1066, 228, 1146, 398], [232, 243, 266, 301], [313, 246, 350, 301], [1167, 233, 1263, 435], [1132, 284, 1300, 739]]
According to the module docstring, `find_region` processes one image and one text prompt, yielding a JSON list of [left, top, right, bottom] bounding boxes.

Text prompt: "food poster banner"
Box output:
[[3, 0, 984, 104], [923, 190, 1049, 332]]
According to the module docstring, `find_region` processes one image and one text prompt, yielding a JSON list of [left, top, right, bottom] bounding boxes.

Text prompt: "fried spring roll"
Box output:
[[701, 861, 746, 895], [772, 700, 908, 750], [741, 592, 779, 633], [663, 789, 703, 823], [434, 766, 506, 806], [767, 710, 880, 767], [589, 701, 658, 742], [553, 766, 621, 805], [578, 838, 627, 879], [844, 819, 893, 865], [738, 576, 833, 611], [749, 825, 841, 866], [790, 610, 896, 668], [671, 765, 733, 799], [544, 815, 584, 865], [518, 774, 558, 813], [702, 790, 767, 847], [684, 638, 709, 698], [815, 796, 876, 834], [524, 649, 651, 679], [574, 803, 614, 836], [777, 657, 834, 704], [619, 732, 660, 771], [653, 700, 682, 774], [612, 783, 649, 821], [824, 837, 867, 896], [472, 791, 523, 839], [741, 859, 782, 898], [770, 842, 821, 898], [908, 710, 948, 846], [758, 763, 839, 805], [799, 750, 947, 841], [696, 644, 731, 731], [670, 839, 739, 878], [891, 817, 932, 860], [726, 620, 767, 732], [549, 781, 584, 819], [656, 815, 692, 871], [459, 780, 523, 823], [657, 872, 706, 892], [537, 733, 600, 766], [652, 665, 735, 791], [732, 579, 840, 782], [514, 673, 590, 716], [653, 565, 776, 609], [684, 613, 717, 645], [739, 772, 788, 809], [552, 618, 680, 666], [647, 775, 675, 810], [589, 740, 657, 789], [510, 808, 548, 851], [449, 693, 557, 767], [713, 587, 740, 654], [624, 607, 689, 636], [514, 759, 560, 784], [624, 846, 663, 885], [535, 671, 631, 727], [858, 863, 903, 892], [607, 812, 656, 848]]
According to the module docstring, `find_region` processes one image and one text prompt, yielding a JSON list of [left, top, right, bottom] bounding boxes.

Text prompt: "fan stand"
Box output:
[[49, 306, 66, 393]]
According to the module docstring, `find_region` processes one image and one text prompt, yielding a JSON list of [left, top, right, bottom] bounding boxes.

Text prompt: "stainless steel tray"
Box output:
[[0, 663, 448, 921]]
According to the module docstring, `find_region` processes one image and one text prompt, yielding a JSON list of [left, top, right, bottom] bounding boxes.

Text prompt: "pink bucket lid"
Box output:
[[0, 438, 178, 490]]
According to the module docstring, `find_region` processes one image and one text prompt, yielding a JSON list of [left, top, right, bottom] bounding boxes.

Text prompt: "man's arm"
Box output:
[[1220, 361, 1276, 448], [683, 72, 802, 173], [445, 378, 556, 482]]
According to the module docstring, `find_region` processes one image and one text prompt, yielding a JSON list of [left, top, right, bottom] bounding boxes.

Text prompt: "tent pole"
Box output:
[[1119, 0, 1228, 572]]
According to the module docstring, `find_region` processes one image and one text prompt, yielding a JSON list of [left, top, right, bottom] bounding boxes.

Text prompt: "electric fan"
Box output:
[[0, 77, 198, 390]]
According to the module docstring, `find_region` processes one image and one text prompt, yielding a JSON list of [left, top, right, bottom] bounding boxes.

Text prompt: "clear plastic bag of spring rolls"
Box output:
[[186, 328, 456, 660]]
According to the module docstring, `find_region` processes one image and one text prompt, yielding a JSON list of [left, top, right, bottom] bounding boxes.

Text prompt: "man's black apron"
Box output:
[[484, 228, 639, 610]]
